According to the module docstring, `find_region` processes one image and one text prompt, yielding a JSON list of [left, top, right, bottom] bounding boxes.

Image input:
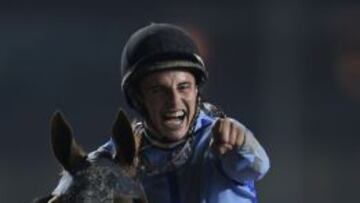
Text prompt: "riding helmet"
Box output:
[[120, 23, 208, 109]]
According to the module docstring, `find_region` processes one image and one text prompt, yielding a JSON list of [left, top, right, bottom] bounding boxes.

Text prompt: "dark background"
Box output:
[[1, 1, 359, 202]]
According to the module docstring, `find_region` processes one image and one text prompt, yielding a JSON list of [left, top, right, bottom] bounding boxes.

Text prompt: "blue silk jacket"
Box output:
[[100, 110, 270, 203]]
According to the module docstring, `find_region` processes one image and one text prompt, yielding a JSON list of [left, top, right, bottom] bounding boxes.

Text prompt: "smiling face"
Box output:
[[139, 69, 198, 141]]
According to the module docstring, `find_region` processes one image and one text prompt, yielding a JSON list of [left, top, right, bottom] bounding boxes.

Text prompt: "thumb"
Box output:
[[212, 142, 233, 155]]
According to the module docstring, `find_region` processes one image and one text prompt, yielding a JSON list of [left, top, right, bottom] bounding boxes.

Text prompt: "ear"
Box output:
[[50, 111, 86, 172], [112, 109, 136, 165], [131, 89, 146, 115]]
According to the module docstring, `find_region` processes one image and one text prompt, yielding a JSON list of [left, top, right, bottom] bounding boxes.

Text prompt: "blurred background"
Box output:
[[0, 0, 359, 202]]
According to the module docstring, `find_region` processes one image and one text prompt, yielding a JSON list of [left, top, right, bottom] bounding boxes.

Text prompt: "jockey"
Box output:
[[100, 23, 270, 203]]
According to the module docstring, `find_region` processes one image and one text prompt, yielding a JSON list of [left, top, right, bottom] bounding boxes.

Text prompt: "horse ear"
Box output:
[[51, 111, 86, 172], [32, 194, 63, 203], [112, 109, 136, 166], [48, 195, 62, 203], [32, 194, 54, 203]]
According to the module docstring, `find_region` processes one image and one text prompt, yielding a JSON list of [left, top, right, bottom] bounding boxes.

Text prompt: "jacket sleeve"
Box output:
[[216, 128, 270, 183]]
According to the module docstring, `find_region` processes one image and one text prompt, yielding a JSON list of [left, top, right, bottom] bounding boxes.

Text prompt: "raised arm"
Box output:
[[212, 118, 270, 183]]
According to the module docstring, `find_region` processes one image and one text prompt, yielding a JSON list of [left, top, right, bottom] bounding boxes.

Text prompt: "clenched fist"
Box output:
[[211, 118, 246, 155]]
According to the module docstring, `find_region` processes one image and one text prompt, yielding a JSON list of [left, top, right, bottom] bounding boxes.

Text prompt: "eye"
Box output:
[[178, 82, 191, 91], [148, 86, 164, 95]]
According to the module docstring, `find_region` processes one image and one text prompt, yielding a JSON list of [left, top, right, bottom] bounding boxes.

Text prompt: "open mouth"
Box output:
[[162, 110, 186, 129]]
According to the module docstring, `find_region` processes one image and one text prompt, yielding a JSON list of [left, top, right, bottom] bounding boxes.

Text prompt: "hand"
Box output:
[[211, 118, 246, 155]]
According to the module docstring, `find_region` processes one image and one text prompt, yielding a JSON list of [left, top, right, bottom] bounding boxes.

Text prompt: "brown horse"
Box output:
[[33, 110, 147, 203]]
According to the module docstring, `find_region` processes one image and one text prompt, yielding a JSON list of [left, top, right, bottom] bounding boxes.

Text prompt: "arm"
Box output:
[[212, 118, 270, 183]]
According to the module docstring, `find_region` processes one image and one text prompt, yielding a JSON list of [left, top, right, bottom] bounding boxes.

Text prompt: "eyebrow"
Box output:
[[178, 81, 191, 85], [148, 81, 191, 89], [147, 84, 162, 90]]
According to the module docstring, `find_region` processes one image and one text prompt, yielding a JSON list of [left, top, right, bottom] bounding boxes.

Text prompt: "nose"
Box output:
[[166, 88, 181, 107]]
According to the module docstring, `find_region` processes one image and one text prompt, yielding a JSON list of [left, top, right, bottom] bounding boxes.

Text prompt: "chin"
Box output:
[[167, 131, 187, 141]]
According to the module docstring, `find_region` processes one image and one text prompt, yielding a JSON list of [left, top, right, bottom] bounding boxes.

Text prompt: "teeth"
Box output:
[[162, 110, 185, 130], [164, 111, 185, 118], [164, 119, 182, 126]]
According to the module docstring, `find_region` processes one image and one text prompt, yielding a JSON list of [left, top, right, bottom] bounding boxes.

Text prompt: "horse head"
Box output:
[[33, 110, 147, 203]]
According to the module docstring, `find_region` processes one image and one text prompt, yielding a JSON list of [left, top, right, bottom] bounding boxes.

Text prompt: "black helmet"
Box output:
[[121, 23, 208, 109]]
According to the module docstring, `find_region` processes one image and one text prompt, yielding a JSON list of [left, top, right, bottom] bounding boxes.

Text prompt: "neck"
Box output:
[[143, 128, 188, 149]]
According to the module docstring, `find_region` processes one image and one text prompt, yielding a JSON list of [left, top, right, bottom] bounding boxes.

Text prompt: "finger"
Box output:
[[212, 118, 226, 144], [235, 121, 247, 147], [228, 120, 237, 146], [212, 118, 223, 135], [227, 118, 246, 148], [219, 118, 231, 144], [235, 128, 246, 148]]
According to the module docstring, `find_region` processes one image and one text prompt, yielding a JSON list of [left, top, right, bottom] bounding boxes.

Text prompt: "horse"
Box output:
[[33, 110, 147, 203]]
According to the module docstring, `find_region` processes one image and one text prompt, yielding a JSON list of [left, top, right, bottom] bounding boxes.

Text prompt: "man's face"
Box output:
[[139, 69, 198, 141]]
